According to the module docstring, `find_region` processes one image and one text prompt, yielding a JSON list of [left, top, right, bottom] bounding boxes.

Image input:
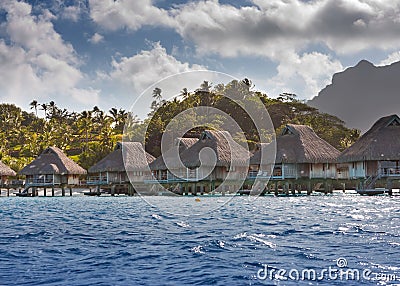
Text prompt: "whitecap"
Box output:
[[190, 245, 205, 254], [151, 214, 162, 220], [176, 221, 190, 228]]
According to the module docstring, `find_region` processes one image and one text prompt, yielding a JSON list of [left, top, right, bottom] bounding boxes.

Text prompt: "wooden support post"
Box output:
[[342, 182, 346, 193], [69, 187, 73, 196], [285, 182, 289, 195], [51, 187, 55, 197], [32, 187, 36, 197], [61, 186, 65, 196], [274, 181, 278, 196], [7, 188, 10, 197], [324, 181, 328, 195], [387, 179, 393, 196], [291, 182, 295, 195], [44, 187, 46, 197], [111, 185, 115, 196], [307, 181, 312, 195], [192, 183, 197, 196]]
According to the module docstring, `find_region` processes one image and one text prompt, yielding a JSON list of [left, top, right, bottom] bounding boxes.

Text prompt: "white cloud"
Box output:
[[89, 33, 104, 44], [85, 0, 400, 100], [88, 0, 174, 31], [267, 51, 343, 99], [110, 42, 205, 93], [70, 88, 101, 106], [378, 51, 400, 66], [0, 1, 96, 110], [171, 0, 400, 58], [61, 5, 82, 22], [88, 0, 400, 57]]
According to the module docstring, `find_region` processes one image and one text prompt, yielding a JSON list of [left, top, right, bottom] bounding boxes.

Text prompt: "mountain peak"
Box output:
[[355, 59, 374, 68], [308, 60, 400, 132]]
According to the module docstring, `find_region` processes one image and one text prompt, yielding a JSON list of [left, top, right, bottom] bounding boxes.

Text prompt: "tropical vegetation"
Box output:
[[0, 79, 360, 172]]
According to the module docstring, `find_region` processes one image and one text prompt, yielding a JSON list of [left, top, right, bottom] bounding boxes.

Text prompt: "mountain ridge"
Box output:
[[308, 59, 400, 133]]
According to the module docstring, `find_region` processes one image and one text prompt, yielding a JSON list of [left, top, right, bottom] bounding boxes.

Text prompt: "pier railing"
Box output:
[[86, 176, 108, 185], [379, 167, 400, 177], [26, 178, 55, 185]]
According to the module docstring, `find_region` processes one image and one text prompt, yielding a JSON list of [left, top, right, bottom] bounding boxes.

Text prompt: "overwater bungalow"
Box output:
[[149, 137, 198, 182], [338, 114, 400, 183], [88, 142, 155, 185], [0, 161, 16, 186], [250, 124, 340, 180], [19, 147, 87, 188], [148, 130, 251, 194]]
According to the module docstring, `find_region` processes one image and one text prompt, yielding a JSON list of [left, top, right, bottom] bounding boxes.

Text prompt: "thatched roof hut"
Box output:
[[19, 147, 87, 175], [251, 124, 339, 164], [89, 142, 155, 173], [174, 130, 251, 168], [150, 137, 197, 170], [338, 114, 400, 162], [0, 161, 16, 176]]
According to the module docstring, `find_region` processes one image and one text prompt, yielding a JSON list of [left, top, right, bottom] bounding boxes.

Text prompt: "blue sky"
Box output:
[[0, 0, 400, 119]]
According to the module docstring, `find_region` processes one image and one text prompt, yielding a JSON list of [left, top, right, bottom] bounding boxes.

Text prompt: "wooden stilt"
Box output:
[[307, 181, 312, 195], [44, 187, 46, 197], [52, 187, 55, 196], [387, 179, 393, 196], [69, 187, 73, 196], [324, 181, 328, 195], [111, 185, 115, 196], [7, 188, 10, 197], [61, 186, 65, 196]]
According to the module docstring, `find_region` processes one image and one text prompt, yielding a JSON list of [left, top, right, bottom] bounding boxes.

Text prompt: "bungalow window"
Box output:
[[226, 166, 236, 172]]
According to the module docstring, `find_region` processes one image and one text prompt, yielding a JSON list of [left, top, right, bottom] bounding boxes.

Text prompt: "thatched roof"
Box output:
[[338, 114, 400, 162], [150, 137, 198, 170], [19, 147, 87, 175], [89, 142, 154, 173], [251, 124, 340, 164], [0, 161, 16, 176], [159, 130, 251, 169]]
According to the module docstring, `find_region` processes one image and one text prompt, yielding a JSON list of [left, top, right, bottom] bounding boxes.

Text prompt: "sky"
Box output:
[[0, 0, 400, 119]]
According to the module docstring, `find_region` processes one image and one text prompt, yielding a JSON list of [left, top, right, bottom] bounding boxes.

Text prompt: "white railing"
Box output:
[[379, 167, 400, 177], [86, 176, 108, 185]]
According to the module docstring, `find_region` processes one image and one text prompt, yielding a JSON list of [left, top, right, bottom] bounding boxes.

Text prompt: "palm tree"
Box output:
[[109, 108, 128, 133], [40, 103, 48, 118], [29, 100, 38, 116], [180, 88, 189, 99], [152, 87, 162, 101]]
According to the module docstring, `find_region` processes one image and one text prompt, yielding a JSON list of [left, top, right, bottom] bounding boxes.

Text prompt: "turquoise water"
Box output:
[[0, 195, 399, 285]]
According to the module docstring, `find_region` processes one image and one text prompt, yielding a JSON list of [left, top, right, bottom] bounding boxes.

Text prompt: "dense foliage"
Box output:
[[140, 80, 360, 157], [0, 79, 360, 171], [0, 102, 130, 171]]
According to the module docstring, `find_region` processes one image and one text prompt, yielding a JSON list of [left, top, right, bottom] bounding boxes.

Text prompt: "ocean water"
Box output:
[[0, 194, 399, 285]]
